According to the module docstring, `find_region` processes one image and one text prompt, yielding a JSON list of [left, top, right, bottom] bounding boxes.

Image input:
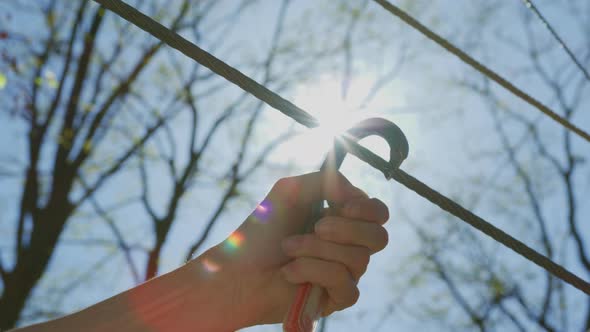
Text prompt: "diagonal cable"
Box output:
[[94, 0, 590, 296], [521, 0, 590, 81], [94, 0, 319, 129], [372, 0, 590, 143]]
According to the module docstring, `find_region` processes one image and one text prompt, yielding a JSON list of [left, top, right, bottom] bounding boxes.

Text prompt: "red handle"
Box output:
[[283, 283, 326, 332]]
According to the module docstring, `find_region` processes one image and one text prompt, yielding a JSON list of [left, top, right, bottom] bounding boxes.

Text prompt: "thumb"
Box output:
[[270, 171, 367, 208]]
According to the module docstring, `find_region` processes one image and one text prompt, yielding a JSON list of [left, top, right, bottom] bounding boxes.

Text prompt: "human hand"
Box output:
[[197, 171, 390, 328], [12, 171, 389, 332]]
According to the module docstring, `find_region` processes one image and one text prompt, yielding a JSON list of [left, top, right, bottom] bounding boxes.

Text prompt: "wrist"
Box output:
[[183, 245, 267, 330]]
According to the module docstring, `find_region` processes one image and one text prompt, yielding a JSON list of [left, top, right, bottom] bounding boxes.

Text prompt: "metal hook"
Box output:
[[321, 117, 409, 174]]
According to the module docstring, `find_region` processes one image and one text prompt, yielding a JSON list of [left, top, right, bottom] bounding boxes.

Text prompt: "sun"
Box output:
[[266, 72, 414, 170], [282, 74, 381, 166], [294, 76, 367, 135]]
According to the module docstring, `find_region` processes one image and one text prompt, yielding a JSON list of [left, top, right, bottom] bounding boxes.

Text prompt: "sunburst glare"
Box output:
[[268, 73, 411, 169]]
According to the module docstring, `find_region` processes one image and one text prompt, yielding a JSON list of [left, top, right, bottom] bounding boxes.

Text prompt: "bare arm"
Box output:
[[13, 252, 254, 332], [13, 171, 390, 331]]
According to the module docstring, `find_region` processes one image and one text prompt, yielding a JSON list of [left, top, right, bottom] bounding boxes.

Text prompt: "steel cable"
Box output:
[[373, 0, 590, 143], [521, 0, 590, 81]]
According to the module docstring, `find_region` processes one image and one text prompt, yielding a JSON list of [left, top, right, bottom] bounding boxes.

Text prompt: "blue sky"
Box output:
[[1, 0, 590, 331]]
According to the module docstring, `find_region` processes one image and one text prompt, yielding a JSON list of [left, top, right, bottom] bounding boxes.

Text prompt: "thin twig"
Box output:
[[521, 0, 590, 81]]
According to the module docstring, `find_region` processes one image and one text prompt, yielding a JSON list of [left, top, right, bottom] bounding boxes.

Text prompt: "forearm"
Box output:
[[13, 249, 255, 332]]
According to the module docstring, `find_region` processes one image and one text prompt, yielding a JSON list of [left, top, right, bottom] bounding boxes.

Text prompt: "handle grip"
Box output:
[[283, 198, 325, 332], [283, 283, 326, 332]]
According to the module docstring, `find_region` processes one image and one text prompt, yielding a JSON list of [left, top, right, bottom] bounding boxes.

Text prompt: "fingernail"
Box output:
[[282, 237, 301, 253], [280, 264, 297, 283], [280, 264, 290, 274], [347, 186, 368, 198], [345, 201, 360, 216], [315, 221, 331, 236], [280, 264, 291, 278]]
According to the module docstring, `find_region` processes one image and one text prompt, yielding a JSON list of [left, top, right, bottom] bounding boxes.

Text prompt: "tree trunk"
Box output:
[[0, 272, 34, 330], [145, 243, 163, 281], [0, 206, 72, 330]]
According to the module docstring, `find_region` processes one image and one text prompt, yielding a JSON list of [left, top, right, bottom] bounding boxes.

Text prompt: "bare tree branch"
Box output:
[[78, 176, 141, 284], [341, 0, 369, 99]]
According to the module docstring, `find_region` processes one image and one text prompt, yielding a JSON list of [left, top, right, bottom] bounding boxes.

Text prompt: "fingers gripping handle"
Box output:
[[283, 201, 325, 332], [283, 283, 326, 332], [283, 118, 409, 332]]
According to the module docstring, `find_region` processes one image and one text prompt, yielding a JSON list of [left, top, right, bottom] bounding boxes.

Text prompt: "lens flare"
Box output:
[[251, 199, 273, 223], [256, 203, 268, 213], [225, 231, 245, 251], [201, 258, 221, 273]]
